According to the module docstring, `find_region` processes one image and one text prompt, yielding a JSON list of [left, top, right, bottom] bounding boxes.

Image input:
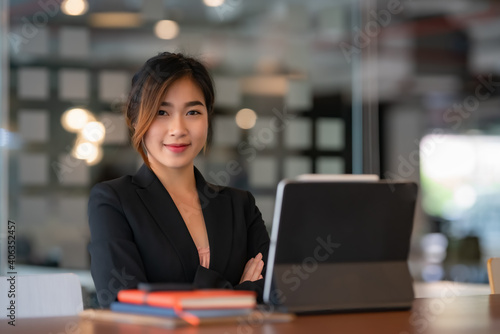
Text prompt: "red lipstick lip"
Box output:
[[164, 143, 190, 153]]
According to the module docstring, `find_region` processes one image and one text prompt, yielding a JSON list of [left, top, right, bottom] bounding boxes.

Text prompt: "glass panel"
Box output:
[[8, 1, 355, 306], [0, 0, 8, 276]]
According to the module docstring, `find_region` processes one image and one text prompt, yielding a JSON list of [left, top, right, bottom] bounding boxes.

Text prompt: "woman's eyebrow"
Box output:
[[160, 100, 205, 107]]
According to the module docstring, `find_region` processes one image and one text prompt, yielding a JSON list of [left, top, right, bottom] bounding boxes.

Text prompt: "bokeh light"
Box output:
[[235, 108, 257, 130], [61, 0, 88, 16], [154, 20, 180, 40], [61, 108, 92, 132], [82, 121, 106, 143], [203, 0, 225, 7]]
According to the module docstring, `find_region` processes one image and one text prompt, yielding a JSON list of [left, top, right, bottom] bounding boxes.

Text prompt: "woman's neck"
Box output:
[[150, 163, 197, 194]]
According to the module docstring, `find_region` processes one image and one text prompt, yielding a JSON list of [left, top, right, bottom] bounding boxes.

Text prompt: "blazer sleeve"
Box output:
[[87, 182, 147, 308], [233, 190, 270, 301], [243, 190, 270, 267], [193, 190, 270, 302]]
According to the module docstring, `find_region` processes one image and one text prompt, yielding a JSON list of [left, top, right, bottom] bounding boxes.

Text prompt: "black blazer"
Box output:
[[88, 164, 270, 307]]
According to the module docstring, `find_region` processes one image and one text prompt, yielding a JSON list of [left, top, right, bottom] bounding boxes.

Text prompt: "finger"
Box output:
[[244, 259, 260, 280], [257, 260, 264, 276], [240, 254, 264, 283], [244, 254, 261, 273], [250, 260, 264, 281], [240, 258, 255, 283], [247, 253, 262, 273], [241, 257, 255, 276]]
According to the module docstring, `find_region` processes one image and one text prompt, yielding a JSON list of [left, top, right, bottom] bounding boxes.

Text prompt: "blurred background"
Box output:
[[1, 0, 500, 306]]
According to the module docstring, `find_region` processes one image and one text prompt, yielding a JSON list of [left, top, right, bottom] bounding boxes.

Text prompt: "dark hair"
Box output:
[[125, 52, 215, 168]]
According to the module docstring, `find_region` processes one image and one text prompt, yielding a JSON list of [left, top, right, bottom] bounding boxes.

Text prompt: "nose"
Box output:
[[169, 114, 187, 137]]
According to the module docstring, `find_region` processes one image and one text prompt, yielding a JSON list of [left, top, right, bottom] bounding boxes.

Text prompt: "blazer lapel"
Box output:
[[132, 164, 234, 279], [195, 168, 234, 275], [133, 164, 199, 281]]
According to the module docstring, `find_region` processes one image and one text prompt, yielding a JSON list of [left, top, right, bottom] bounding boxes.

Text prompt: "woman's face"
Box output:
[[144, 76, 208, 172]]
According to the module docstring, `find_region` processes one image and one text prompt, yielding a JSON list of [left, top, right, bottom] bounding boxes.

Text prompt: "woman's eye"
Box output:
[[158, 110, 168, 116], [187, 110, 201, 116]]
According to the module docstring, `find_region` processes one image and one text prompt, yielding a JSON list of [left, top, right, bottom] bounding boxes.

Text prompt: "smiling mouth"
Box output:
[[164, 143, 190, 153]]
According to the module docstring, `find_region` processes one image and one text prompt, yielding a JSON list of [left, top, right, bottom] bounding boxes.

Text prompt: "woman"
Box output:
[[88, 52, 270, 308]]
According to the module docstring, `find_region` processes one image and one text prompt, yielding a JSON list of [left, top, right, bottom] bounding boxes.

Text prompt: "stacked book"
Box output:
[[80, 288, 293, 329], [115, 289, 256, 325]]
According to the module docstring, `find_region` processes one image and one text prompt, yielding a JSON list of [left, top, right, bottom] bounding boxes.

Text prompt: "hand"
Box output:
[[239, 252, 264, 284]]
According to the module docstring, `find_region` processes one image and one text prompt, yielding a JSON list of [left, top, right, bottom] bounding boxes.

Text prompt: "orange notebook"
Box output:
[[117, 289, 257, 310]]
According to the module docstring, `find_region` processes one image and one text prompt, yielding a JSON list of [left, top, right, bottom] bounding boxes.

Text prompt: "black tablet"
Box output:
[[263, 175, 418, 313]]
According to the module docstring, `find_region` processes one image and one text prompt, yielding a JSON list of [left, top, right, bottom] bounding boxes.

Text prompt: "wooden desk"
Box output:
[[4, 294, 500, 334]]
